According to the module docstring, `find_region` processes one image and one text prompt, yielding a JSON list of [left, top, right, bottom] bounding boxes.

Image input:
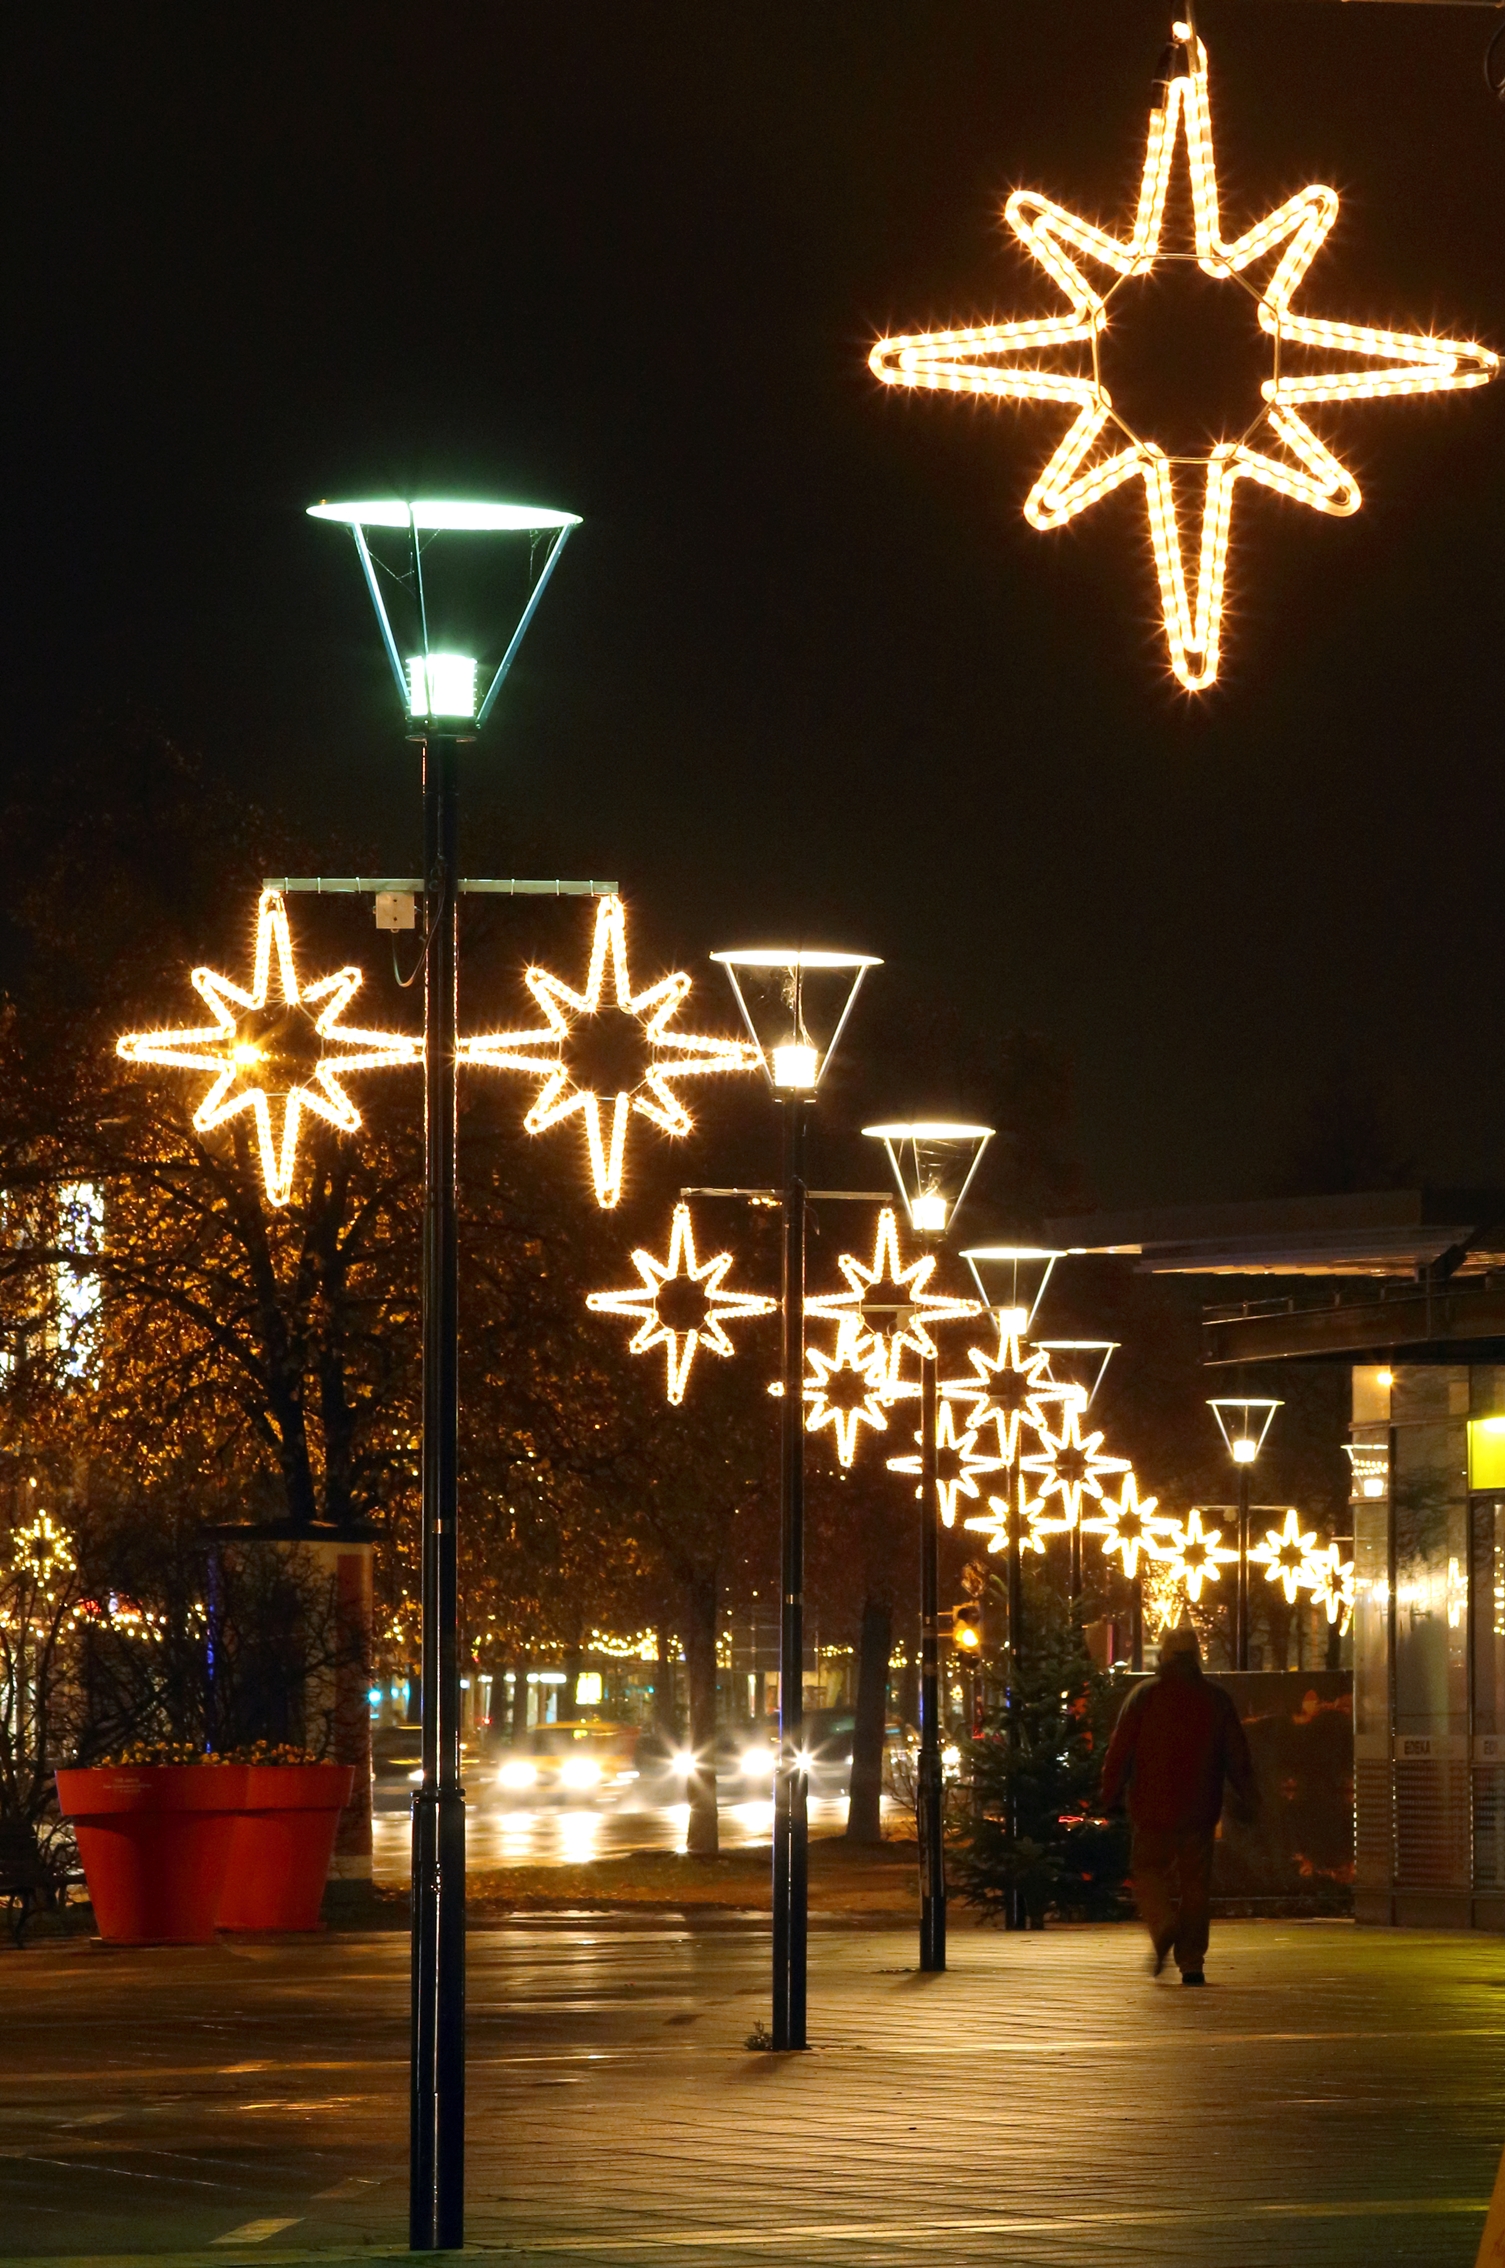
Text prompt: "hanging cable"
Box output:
[[1485, 5, 1505, 101]]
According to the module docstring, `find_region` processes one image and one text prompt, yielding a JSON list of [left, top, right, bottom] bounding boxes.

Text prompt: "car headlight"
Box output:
[[794, 1748, 814, 1772], [740, 1750, 774, 1776], [498, 1760, 537, 1791], [942, 1744, 961, 1775], [407, 1767, 424, 1784], [671, 1750, 696, 1776], [560, 1756, 601, 1790]]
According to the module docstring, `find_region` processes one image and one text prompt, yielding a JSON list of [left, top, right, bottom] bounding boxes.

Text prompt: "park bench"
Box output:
[[0, 1820, 67, 1946]]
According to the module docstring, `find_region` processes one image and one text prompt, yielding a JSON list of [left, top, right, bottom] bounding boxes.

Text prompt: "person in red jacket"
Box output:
[[1100, 1619, 1257, 1985]]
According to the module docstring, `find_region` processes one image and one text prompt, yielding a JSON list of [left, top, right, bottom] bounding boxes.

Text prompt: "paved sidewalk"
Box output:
[[0, 1916, 1498, 2265]]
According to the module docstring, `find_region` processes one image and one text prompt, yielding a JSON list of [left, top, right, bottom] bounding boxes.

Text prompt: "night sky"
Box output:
[[14, 1, 1505, 1213]]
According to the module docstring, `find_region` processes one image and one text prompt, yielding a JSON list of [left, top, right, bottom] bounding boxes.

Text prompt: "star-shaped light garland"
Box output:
[[12, 1512, 76, 1593], [1161, 1507, 1239, 1603], [964, 1472, 1051, 1558], [1249, 1507, 1320, 1605], [807, 1206, 979, 1400], [462, 894, 757, 1208], [802, 1320, 892, 1468], [1020, 1402, 1130, 1532], [117, 889, 420, 1208], [1301, 1541, 1356, 1632], [869, 22, 1497, 689], [886, 1399, 1003, 1529], [587, 1202, 775, 1404], [942, 1324, 1079, 1466], [1082, 1472, 1176, 1580]]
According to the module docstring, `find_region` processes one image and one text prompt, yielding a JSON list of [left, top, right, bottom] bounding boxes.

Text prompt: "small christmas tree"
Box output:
[[952, 1573, 1130, 1927]]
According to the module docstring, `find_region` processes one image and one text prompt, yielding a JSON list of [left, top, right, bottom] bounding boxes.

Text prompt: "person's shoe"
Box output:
[[1181, 1970, 1206, 1986]]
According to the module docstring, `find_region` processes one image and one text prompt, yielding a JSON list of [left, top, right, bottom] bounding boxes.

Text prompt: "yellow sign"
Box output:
[[1470, 1418, 1505, 1493]]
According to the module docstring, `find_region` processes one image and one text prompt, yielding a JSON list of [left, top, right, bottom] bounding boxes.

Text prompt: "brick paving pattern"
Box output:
[[0, 1916, 1497, 2264]]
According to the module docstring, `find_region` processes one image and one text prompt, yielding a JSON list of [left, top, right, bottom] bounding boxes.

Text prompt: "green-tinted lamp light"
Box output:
[[307, 496, 581, 730]]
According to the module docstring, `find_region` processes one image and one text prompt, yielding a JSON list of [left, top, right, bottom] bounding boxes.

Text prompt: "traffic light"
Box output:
[[952, 1603, 983, 1652]]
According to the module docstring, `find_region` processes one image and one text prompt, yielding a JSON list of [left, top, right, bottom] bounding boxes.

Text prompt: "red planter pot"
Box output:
[[217, 1764, 356, 1932], [55, 1765, 250, 1945]]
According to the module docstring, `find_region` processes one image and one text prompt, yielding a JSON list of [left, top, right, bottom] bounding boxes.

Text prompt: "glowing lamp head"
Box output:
[[307, 496, 579, 734], [864, 1121, 993, 1242], [772, 1042, 820, 1091], [711, 948, 881, 1096], [1209, 1396, 1282, 1466], [406, 652, 478, 721], [961, 1246, 1066, 1333]]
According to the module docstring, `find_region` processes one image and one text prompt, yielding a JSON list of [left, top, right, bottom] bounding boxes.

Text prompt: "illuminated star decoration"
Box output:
[[462, 894, 757, 1209], [117, 889, 420, 1208], [1301, 1542, 1356, 1631], [1020, 1403, 1130, 1532], [1162, 1508, 1239, 1603], [12, 1512, 75, 1592], [887, 1399, 1003, 1529], [803, 1321, 892, 1468], [965, 1472, 1051, 1558], [869, 21, 1497, 689], [1083, 1473, 1175, 1580], [1249, 1507, 1319, 1605], [587, 1202, 775, 1405], [942, 1324, 1079, 1466], [808, 1206, 979, 1401]]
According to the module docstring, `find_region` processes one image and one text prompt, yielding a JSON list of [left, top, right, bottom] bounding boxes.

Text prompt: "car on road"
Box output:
[[371, 1724, 482, 1811], [490, 1719, 642, 1805]]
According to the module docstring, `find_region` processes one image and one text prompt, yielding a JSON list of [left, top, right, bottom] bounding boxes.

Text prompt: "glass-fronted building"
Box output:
[[1048, 1190, 1505, 1930]]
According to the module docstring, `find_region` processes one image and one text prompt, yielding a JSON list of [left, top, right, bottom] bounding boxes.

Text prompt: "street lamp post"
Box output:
[[1208, 1397, 1282, 1670], [712, 951, 878, 2049], [309, 497, 578, 2250], [864, 1123, 993, 1974], [1036, 1341, 1119, 1610], [958, 1247, 1065, 1931]]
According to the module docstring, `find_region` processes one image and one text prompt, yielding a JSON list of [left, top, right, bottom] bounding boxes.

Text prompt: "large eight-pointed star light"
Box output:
[[807, 1206, 979, 1401], [964, 1472, 1051, 1558], [869, 22, 1497, 689], [462, 894, 757, 1208], [1082, 1473, 1175, 1581], [1020, 1403, 1131, 1531], [1161, 1508, 1239, 1603], [587, 1202, 775, 1405], [117, 889, 420, 1207], [803, 1321, 892, 1469], [942, 1325, 1079, 1466], [887, 1399, 1003, 1529]]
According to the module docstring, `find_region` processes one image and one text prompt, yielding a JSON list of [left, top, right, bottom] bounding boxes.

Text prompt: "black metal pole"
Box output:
[[1130, 1567, 1144, 1672], [411, 731, 465, 2250], [1235, 1465, 1251, 1672], [772, 1097, 808, 2050], [1006, 1485, 1024, 1931], [1069, 1520, 1082, 1604], [918, 1350, 945, 1971]]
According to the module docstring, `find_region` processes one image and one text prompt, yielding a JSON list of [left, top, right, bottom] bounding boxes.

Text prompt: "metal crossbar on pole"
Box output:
[[264, 877, 616, 896]]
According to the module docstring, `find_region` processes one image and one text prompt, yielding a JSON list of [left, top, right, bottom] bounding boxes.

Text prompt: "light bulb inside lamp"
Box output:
[[406, 653, 478, 720], [772, 1042, 819, 1090], [911, 1191, 948, 1235], [1231, 1438, 1258, 1465]]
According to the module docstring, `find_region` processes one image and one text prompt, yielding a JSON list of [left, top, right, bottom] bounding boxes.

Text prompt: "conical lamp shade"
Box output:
[[863, 1122, 993, 1239], [1208, 1396, 1282, 1465], [308, 498, 579, 727], [711, 949, 880, 1092], [961, 1245, 1065, 1333], [1035, 1340, 1117, 1409]]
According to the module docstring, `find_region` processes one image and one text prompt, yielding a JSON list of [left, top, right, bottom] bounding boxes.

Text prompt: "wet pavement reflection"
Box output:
[[371, 1793, 877, 1877]]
